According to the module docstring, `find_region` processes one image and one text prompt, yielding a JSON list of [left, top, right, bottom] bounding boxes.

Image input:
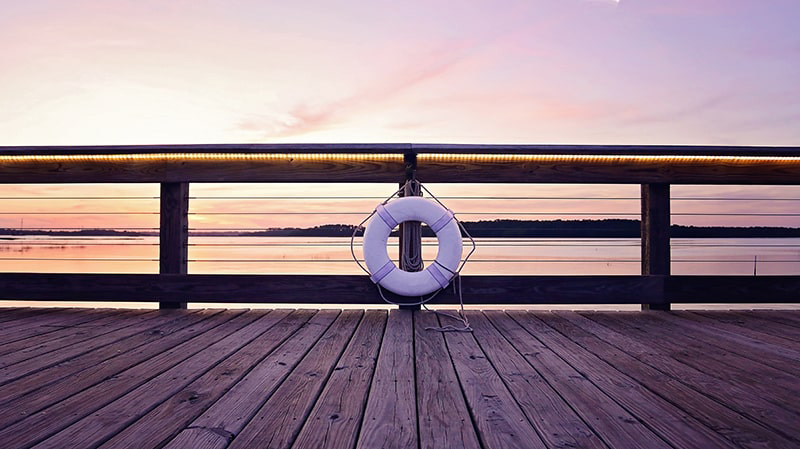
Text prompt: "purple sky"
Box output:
[[2, 0, 798, 145], [1, 0, 799, 229]]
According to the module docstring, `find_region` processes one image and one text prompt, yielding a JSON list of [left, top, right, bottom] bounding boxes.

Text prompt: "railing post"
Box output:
[[159, 182, 189, 309], [641, 183, 670, 311], [398, 151, 422, 310]]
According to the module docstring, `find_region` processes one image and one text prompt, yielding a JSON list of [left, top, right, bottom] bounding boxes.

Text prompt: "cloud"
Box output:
[[234, 41, 477, 139]]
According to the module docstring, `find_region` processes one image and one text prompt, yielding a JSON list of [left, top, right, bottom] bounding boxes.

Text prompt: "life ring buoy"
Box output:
[[363, 196, 463, 296]]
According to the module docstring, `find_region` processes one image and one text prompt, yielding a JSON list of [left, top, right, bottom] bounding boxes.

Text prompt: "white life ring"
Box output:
[[363, 196, 463, 296]]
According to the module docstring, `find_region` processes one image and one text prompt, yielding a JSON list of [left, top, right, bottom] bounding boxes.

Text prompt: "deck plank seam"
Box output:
[[435, 311, 488, 449], [102, 309, 321, 449], [148, 309, 320, 449], [32, 310, 281, 449], [0, 309, 228, 426], [281, 310, 365, 449], [347, 310, 388, 449], [0, 310, 257, 447], [468, 311, 555, 449], [542, 311, 798, 449], [574, 311, 800, 442], [222, 310, 343, 449], [510, 311, 680, 449]]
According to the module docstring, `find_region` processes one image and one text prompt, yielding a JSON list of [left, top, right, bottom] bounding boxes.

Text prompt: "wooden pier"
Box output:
[[0, 307, 798, 449]]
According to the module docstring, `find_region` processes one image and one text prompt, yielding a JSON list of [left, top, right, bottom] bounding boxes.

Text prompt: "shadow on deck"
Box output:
[[0, 307, 798, 449]]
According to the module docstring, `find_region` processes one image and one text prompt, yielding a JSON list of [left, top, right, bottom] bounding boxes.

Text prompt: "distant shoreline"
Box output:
[[2, 219, 800, 238]]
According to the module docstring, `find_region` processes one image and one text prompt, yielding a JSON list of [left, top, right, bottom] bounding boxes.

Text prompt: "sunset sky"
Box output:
[[1, 0, 799, 230]]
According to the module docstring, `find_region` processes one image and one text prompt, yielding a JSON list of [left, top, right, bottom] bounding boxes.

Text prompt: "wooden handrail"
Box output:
[[1, 144, 798, 309], [1, 143, 799, 156]]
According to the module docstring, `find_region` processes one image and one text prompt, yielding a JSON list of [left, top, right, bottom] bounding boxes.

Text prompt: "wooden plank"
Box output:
[[0, 309, 136, 357], [510, 311, 739, 449], [96, 310, 321, 449], [651, 312, 800, 376], [0, 307, 61, 324], [411, 311, 482, 449], [542, 311, 799, 449], [0, 309, 213, 412], [227, 310, 362, 449], [0, 156, 407, 183], [0, 310, 258, 448], [0, 310, 171, 385], [31, 310, 290, 449], [467, 311, 607, 449], [745, 310, 800, 328], [292, 310, 388, 449], [0, 308, 96, 342], [442, 312, 547, 449], [665, 276, 800, 303], [161, 310, 341, 449], [485, 311, 673, 449], [693, 310, 800, 344], [0, 309, 153, 365], [2, 143, 798, 156], [584, 312, 800, 414], [564, 310, 800, 443], [641, 183, 670, 311], [356, 309, 417, 449], [416, 157, 800, 184], [4, 273, 800, 305], [2, 144, 798, 184], [0, 273, 671, 305], [159, 182, 189, 309]]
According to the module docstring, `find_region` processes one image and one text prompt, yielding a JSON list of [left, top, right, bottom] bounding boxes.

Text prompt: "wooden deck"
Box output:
[[0, 307, 798, 449]]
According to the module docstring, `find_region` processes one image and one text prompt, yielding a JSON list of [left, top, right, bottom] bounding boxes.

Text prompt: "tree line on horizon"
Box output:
[[2, 219, 800, 238]]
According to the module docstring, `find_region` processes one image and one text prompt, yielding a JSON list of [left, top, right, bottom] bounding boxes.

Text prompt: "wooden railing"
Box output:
[[1, 143, 799, 310]]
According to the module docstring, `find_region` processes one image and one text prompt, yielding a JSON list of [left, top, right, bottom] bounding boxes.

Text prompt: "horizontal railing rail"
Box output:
[[1, 143, 799, 309]]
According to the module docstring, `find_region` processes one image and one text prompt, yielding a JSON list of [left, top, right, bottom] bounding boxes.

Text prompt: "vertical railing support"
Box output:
[[159, 182, 189, 309], [641, 183, 671, 311], [398, 151, 422, 310]]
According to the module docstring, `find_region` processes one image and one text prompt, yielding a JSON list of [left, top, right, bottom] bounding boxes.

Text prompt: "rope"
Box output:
[[350, 180, 476, 332]]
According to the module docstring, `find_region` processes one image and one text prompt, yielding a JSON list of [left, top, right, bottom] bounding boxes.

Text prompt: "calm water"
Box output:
[[1, 235, 798, 275], [2, 236, 798, 309]]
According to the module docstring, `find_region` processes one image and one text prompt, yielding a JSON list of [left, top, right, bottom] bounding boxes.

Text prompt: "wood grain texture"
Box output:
[[98, 310, 317, 449], [0, 308, 93, 343], [414, 312, 482, 449], [443, 312, 547, 449], [228, 310, 362, 449], [517, 312, 739, 449], [162, 310, 341, 449], [0, 309, 141, 358], [650, 312, 800, 376], [584, 312, 800, 417], [159, 182, 189, 309], [356, 309, 417, 449], [558, 310, 800, 447], [0, 157, 407, 183], [0, 308, 799, 449], [0, 273, 668, 304], [691, 310, 800, 344], [292, 310, 387, 449], [32, 311, 285, 449], [0, 310, 213, 415], [1, 144, 798, 183], [540, 312, 798, 449], [641, 184, 670, 311], [467, 311, 608, 449], [0, 310, 255, 448], [4, 273, 800, 306], [0, 309, 155, 371], [489, 311, 672, 449], [2, 143, 799, 156], [416, 159, 800, 184]]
